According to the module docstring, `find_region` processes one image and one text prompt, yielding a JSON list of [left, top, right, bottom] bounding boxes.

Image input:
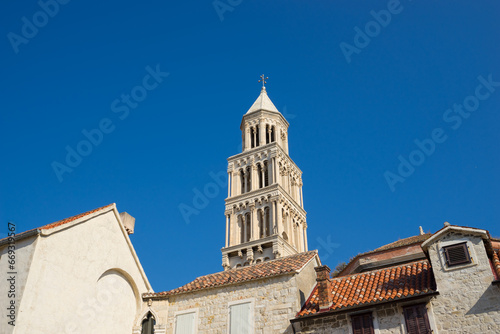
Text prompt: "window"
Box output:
[[141, 313, 155, 334], [175, 311, 196, 334], [443, 242, 471, 267], [403, 304, 431, 334], [229, 301, 252, 334], [351, 312, 374, 334]]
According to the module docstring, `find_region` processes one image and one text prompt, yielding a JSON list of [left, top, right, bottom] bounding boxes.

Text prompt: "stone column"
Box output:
[[232, 172, 238, 196], [277, 201, 283, 236], [242, 215, 247, 242], [244, 170, 248, 193], [227, 172, 231, 197], [251, 165, 258, 191], [303, 223, 308, 251], [300, 183, 304, 207], [268, 158, 274, 185], [259, 121, 266, 145], [260, 166, 265, 188], [245, 127, 250, 150], [251, 207, 257, 240], [298, 221, 304, 252], [253, 127, 257, 148], [268, 204, 274, 236], [225, 214, 229, 247], [230, 213, 236, 246]]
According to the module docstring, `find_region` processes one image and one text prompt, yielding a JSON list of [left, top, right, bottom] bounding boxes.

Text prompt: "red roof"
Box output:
[[38, 204, 114, 230], [373, 233, 431, 252], [144, 250, 318, 298], [0, 204, 114, 245], [297, 260, 436, 317], [492, 250, 500, 280]]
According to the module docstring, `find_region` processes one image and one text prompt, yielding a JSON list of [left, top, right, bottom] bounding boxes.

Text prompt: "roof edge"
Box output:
[[292, 291, 439, 322], [421, 225, 489, 251]]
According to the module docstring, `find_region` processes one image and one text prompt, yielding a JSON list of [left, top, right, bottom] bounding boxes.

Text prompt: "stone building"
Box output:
[[292, 224, 500, 334]]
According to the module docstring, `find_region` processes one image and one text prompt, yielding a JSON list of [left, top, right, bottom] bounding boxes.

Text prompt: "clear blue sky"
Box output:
[[1, 0, 499, 291]]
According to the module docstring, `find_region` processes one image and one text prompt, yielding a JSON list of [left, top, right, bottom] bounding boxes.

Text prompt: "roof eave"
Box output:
[[291, 291, 439, 322]]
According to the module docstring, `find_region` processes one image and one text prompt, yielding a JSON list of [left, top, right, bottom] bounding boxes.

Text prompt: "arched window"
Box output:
[[271, 126, 275, 142], [239, 215, 244, 244], [245, 212, 251, 242], [257, 164, 263, 188], [264, 161, 269, 187], [266, 124, 270, 144], [141, 313, 155, 334], [250, 127, 255, 148], [240, 169, 245, 194], [256, 126, 260, 147], [264, 207, 270, 237], [258, 209, 264, 238]]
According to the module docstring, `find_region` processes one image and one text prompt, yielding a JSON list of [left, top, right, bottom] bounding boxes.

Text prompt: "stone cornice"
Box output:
[[225, 184, 306, 216], [240, 109, 290, 130]]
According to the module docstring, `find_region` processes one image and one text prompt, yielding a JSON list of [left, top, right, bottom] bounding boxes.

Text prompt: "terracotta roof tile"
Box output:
[[492, 250, 500, 280], [0, 204, 114, 245], [297, 260, 436, 317], [38, 204, 114, 230], [373, 234, 431, 252], [144, 251, 318, 298]]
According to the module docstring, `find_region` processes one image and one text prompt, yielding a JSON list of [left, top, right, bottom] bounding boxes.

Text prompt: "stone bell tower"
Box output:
[[221, 77, 308, 270]]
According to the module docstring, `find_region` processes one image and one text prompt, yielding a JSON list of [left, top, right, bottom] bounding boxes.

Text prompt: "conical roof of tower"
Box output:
[[246, 87, 280, 114]]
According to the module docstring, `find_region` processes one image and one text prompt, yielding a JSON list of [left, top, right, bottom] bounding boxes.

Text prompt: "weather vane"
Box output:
[[258, 74, 268, 88]]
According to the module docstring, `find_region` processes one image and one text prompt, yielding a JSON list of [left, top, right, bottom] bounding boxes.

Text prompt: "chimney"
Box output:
[[314, 265, 333, 311], [119, 212, 135, 235]]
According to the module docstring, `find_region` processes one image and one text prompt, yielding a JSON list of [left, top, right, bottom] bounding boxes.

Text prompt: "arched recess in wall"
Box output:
[[94, 268, 140, 333]]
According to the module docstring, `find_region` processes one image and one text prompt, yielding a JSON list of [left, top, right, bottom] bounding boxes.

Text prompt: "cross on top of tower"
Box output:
[[258, 74, 268, 89]]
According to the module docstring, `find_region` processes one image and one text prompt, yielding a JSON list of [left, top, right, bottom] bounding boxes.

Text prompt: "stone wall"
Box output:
[[147, 257, 319, 334], [428, 232, 500, 333], [294, 304, 403, 334]]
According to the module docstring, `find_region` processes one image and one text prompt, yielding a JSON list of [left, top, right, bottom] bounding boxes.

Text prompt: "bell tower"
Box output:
[[221, 77, 308, 270]]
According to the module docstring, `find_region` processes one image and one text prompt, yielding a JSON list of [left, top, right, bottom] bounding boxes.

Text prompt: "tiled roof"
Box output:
[[337, 234, 430, 277], [492, 250, 500, 280], [297, 260, 436, 317], [0, 204, 114, 245], [144, 250, 318, 298], [38, 204, 114, 230], [373, 234, 431, 252]]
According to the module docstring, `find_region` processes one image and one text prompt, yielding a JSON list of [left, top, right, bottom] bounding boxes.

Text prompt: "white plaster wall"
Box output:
[[0, 235, 38, 334], [13, 210, 149, 334]]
